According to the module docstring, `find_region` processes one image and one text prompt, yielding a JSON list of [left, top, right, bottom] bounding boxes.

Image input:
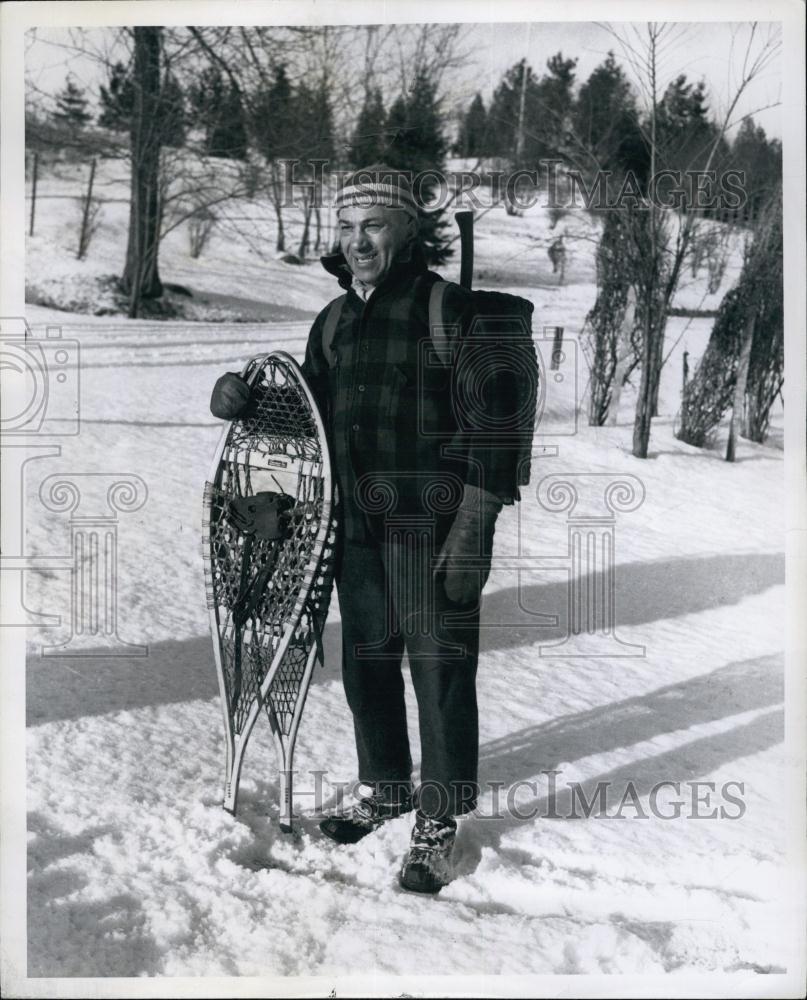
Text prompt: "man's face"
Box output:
[[337, 204, 415, 286]]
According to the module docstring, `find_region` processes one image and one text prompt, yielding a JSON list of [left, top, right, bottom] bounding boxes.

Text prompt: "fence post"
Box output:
[[77, 157, 97, 260], [29, 151, 39, 237], [550, 326, 565, 371]]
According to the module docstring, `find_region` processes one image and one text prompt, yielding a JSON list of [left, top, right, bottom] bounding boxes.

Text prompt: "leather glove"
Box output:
[[434, 485, 503, 605], [210, 372, 251, 420]]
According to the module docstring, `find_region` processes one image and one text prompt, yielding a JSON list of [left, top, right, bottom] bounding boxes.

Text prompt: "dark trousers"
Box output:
[[336, 535, 480, 818]]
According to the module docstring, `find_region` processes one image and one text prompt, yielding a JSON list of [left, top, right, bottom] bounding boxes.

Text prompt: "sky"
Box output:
[[24, 21, 783, 142], [455, 22, 782, 139]]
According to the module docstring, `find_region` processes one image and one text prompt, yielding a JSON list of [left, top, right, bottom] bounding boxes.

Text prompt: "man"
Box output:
[[212, 165, 517, 894]]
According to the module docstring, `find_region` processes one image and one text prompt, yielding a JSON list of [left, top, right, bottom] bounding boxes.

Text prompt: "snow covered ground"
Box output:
[[18, 161, 798, 991]]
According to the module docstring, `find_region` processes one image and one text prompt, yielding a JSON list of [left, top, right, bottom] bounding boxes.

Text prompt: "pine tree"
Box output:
[[533, 52, 578, 159], [190, 67, 247, 160], [289, 80, 334, 162], [250, 65, 297, 251], [159, 72, 186, 149], [252, 64, 295, 160], [292, 80, 335, 257], [211, 85, 248, 160], [487, 60, 538, 163], [455, 93, 489, 158], [53, 77, 92, 129], [383, 72, 452, 265], [98, 61, 135, 131], [656, 75, 715, 171], [384, 95, 410, 159], [573, 51, 644, 178], [311, 83, 335, 163], [731, 117, 782, 222], [349, 88, 386, 166]]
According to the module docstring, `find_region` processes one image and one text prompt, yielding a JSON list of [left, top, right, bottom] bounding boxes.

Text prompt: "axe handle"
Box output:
[[456, 210, 474, 290]]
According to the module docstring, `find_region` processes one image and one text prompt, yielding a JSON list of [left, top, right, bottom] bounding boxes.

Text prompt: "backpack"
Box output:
[[320, 281, 539, 498]]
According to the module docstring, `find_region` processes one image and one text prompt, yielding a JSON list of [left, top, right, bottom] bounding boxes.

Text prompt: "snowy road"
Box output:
[[22, 299, 792, 984]]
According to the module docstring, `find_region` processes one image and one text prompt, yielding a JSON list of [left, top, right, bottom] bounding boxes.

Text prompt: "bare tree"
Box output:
[[601, 21, 781, 457]]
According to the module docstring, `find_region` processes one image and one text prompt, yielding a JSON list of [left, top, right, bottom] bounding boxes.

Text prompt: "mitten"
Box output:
[[210, 372, 251, 420], [434, 485, 502, 605]]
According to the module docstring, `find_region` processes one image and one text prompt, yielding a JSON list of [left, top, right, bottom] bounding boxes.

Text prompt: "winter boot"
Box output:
[[319, 783, 413, 845], [398, 810, 457, 894]]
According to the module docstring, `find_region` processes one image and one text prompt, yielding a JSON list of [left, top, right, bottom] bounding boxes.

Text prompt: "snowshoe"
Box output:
[[398, 811, 457, 894], [319, 783, 413, 845]]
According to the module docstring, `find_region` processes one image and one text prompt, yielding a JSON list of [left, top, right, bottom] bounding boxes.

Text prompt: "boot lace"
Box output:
[[412, 814, 456, 853]]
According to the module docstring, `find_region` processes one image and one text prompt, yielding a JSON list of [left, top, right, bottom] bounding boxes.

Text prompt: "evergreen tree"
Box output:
[[310, 83, 335, 164], [53, 77, 92, 129], [291, 80, 335, 161], [656, 75, 716, 172], [349, 88, 386, 166], [250, 65, 298, 251], [455, 93, 489, 158], [655, 74, 729, 214], [190, 68, 247, 160], [384, 95, 410, 157], [292, 80, 335, 256], [573, 51, 644, 178], [211, 85, 248, 160], [533, 52, 578, 158], [252, 64, 295, 161], [487, 60, 539, 163], [159, 72, 186, 149], [731, 117, 782, 222], [98, 61, 135, 131], [383, 71, 452, 265]]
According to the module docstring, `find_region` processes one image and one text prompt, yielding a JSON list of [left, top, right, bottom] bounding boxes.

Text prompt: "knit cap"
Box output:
[[335, 163, 419, 220]]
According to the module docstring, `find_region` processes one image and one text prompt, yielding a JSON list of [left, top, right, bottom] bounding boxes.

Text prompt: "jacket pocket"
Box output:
[[388, 363, 452, 434]]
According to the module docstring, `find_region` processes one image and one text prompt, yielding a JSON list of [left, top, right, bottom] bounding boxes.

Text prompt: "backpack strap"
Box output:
[[428, 280, 456, 367], [321, 294, 347, 368]]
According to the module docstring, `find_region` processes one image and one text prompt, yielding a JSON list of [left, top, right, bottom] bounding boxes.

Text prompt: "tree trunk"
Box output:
[[632, 34, 658, 459], [298, 187, 313, 259], [269, 162, 286, 253], [314, 204, 322, 252], [77, 157, 97, 260], [29, 152, 39, 237], [725, 312, 755, 462], [515, 59, 528, 163], [650, 321, 665, 416], [632, 329, 656, 458], [607, 287, 636, 426], [122, 27, 163, 316]]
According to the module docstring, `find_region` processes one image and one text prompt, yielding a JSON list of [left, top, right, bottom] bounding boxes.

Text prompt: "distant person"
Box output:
[[548, 235, 567, 283]]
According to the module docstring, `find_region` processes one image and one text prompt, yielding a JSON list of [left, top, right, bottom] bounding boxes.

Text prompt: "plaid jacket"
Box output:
[[302, 249, 519, 544]]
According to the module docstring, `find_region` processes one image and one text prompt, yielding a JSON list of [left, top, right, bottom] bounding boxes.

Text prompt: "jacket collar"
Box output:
[[320, 243, 429, 294]]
